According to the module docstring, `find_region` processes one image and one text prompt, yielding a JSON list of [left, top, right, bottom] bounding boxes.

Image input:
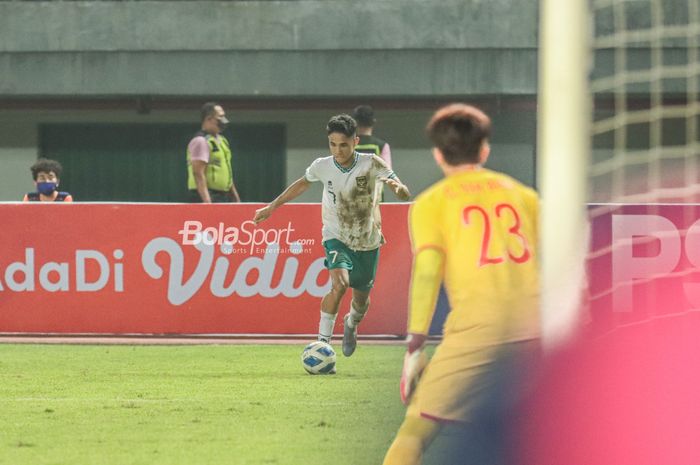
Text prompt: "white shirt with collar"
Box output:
[[305, 152, 396, 251]]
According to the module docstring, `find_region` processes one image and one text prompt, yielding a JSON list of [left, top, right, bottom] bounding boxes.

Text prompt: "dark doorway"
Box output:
[[39, 123, 286, 202]]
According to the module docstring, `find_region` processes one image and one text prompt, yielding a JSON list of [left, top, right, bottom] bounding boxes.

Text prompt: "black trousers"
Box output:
[[188, 189, 233, 203]]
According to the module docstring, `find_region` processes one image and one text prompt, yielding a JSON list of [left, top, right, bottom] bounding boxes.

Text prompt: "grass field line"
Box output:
[[3, 396, 353, 405], [0, 336, 409, 346]]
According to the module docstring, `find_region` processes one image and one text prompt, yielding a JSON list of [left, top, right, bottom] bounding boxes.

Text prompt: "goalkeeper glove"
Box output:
[[400, 333, 428, 405]]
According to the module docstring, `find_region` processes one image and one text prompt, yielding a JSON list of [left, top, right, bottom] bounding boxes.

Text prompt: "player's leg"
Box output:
[[342, 247, 379, 356], [342, 289, 369, 356], [318, 268, 349, 342], [319, 240, 353, 343], [382, 414, 441, 465]]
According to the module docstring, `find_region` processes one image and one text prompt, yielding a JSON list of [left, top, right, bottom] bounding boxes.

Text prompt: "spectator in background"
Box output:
[[23, 158, 73, 202], [186, 102, 241, 203], [352, 105, 392, 168]]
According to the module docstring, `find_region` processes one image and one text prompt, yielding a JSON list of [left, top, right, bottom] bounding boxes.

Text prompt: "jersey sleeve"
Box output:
[[407, 196, 446, 335], [188, 136, 210, 163], [304, 158, 322, 183], [409, 195, 445, 254], [407, 248, 444, 335], [380, 143, 392, 169], [371, 155, 397, 180]]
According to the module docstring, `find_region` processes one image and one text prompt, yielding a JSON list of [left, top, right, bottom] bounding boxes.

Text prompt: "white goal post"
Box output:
[[538, 0, 592, 347]]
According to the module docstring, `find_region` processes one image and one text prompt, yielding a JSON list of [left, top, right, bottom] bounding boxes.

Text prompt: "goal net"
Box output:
[[590, 0, 700, 204], [540, 0, 700, 342]]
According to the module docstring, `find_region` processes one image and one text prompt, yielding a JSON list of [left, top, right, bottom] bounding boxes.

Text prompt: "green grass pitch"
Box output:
[[0, 343, 409, 465]]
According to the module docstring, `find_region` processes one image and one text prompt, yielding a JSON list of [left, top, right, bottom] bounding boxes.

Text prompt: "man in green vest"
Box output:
[[353, 105, 393, 201], [187, 102, 241, 203], [352, 105, 393, 168]]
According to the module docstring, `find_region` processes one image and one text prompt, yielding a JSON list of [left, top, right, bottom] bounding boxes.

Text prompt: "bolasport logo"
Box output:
[[178, 220, 315, 255]]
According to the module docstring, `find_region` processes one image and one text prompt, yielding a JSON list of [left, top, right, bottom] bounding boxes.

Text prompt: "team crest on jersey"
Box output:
[[355, 176, 368, 190]]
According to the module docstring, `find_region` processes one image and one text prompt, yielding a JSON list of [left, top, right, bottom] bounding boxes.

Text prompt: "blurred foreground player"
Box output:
[[383, 104, 540, 465], [516, 312, 700, 465]]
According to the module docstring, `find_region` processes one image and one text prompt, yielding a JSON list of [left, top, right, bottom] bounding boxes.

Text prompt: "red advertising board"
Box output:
[[0, 203, 411, 336], [588, 204, 700, 331]]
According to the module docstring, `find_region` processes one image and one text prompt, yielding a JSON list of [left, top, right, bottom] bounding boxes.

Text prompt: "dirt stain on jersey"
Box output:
[[371, 156, 389, 172], [336, 185, 377, 249]]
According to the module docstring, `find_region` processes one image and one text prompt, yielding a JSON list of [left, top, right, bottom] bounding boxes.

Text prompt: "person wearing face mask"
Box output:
[[23, 158, 73, 202], [186, 102, 241, 203]]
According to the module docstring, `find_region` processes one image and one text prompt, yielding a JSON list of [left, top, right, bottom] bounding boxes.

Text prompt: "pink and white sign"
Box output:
[[0, 203, 412, 335], [588, 204, 700, 330]]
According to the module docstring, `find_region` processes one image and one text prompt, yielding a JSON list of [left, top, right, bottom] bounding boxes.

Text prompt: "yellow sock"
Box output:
[[382, 415, 441, 465]]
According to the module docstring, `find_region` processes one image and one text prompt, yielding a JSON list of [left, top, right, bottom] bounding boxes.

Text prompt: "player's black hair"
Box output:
[[30, 158, 63, 181], [200, 102, 220, 123], [351, 105, 375, 127], [426, 104, 492, 165], [326, 114, 357, 137]]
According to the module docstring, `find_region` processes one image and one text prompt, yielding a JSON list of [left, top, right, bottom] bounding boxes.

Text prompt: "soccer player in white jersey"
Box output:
[[254, 114, 411, 358]]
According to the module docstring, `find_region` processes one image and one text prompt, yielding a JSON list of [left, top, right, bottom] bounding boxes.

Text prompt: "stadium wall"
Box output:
[[0, 0, 537, 97], [0, 0, 539, 201], [0, 103, 537, 202]]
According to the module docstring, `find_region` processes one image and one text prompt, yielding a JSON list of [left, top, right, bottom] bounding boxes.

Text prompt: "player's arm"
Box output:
[[191, 160, 212, 203], [380, 143, 392, 169], [400, 198, 445, 404], [407, 248, 444, 343], [401, 247, 444, 404], [373, 154, 410, 200], [380, 175, 410, 201], [253, 177, 311, 224]]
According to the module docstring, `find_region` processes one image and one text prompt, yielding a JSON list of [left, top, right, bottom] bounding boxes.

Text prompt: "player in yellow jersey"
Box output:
[[383, 104, 541, 465]]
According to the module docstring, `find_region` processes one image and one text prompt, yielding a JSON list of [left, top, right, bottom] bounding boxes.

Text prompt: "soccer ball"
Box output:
[[301, 341, 336, 375]]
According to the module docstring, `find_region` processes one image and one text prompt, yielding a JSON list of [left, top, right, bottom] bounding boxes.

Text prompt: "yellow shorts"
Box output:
[[407, 338, 539, 423]]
